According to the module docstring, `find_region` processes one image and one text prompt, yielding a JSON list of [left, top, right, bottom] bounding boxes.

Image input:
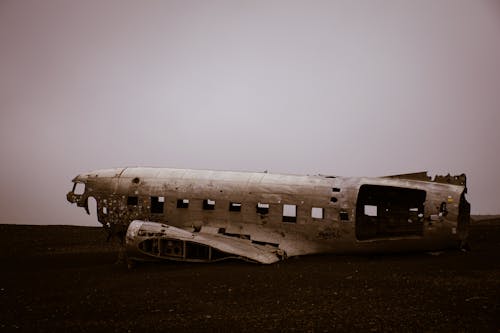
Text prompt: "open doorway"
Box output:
[[356, 185, 426, 240]]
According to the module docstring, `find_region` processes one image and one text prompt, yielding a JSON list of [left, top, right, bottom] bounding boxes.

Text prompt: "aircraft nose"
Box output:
[[66, 191, 76, 203]]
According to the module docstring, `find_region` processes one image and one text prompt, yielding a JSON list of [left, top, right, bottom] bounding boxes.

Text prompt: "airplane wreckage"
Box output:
[[67, 167, 470, 264]]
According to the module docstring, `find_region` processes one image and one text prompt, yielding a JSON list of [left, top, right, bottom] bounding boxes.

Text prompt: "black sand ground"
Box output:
[[1, 220, 499, 332]]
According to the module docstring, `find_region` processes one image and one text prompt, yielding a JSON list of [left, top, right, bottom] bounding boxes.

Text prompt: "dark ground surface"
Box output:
[[0, 219, 499, 333]]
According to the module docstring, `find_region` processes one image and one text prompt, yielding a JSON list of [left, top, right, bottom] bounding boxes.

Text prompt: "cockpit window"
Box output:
[[73, 182, 85, 195]]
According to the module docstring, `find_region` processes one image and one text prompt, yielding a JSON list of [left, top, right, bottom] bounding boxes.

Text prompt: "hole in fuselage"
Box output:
[[87, 196, 98, 220]]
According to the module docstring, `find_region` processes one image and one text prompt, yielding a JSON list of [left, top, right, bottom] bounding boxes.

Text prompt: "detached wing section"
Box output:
[[125, 221, 282, 264]]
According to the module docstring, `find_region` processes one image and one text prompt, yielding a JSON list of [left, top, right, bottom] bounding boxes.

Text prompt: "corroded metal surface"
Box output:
[[67, 167, 470, 263]]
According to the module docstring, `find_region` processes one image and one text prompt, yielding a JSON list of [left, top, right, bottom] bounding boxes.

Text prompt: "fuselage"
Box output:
[[67, 167, 470, 258]]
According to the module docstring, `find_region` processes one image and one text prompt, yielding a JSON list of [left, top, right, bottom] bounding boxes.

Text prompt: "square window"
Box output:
[[151, 196, 164, 214], [340, 211, 349, 221], [283, 204, 297, 223], [229, 202, 242, 212], [203, 199, 215, 210], [256, 202, 270, 214], [177, 199, 189, 208], [127, 196, 138, 206], [311, 207, 324, 219]]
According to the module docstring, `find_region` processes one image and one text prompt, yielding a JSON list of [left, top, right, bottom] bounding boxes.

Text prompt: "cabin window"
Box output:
[[332, 187, 341, 192], [74, 183, 85, 195], [151, 196, 164, 214], [256, 202, 269, 214], [127, 196, 138, 206], [177, 199, 189, 208], [340, 211, 349, 221], [364, 205, 377, 217], [282, 204, 297, 223], [330, 197, 338, 203], [203, 199, 215, 210], [229, 202, 242, 212], [311, 207, 324, 219]]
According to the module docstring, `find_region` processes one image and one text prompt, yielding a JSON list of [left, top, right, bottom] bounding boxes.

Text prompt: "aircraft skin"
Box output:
[[66, 167, 470, 264]]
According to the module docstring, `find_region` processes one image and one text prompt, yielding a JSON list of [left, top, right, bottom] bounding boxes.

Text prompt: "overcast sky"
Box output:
[[1, 0, 499, 226]]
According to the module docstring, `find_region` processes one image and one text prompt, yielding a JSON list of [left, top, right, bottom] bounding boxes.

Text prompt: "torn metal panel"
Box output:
[[385, 171, 467, 189], [67, 167, 470, 264], [384, 171, 432, 182], [433, 173, 467, 188]]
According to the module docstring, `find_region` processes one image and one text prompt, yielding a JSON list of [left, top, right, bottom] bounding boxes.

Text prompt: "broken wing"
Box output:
[[125, 221, 283, 264]]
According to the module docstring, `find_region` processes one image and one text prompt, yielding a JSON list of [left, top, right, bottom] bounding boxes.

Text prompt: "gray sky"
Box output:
[[1, 0, 499, 226]]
